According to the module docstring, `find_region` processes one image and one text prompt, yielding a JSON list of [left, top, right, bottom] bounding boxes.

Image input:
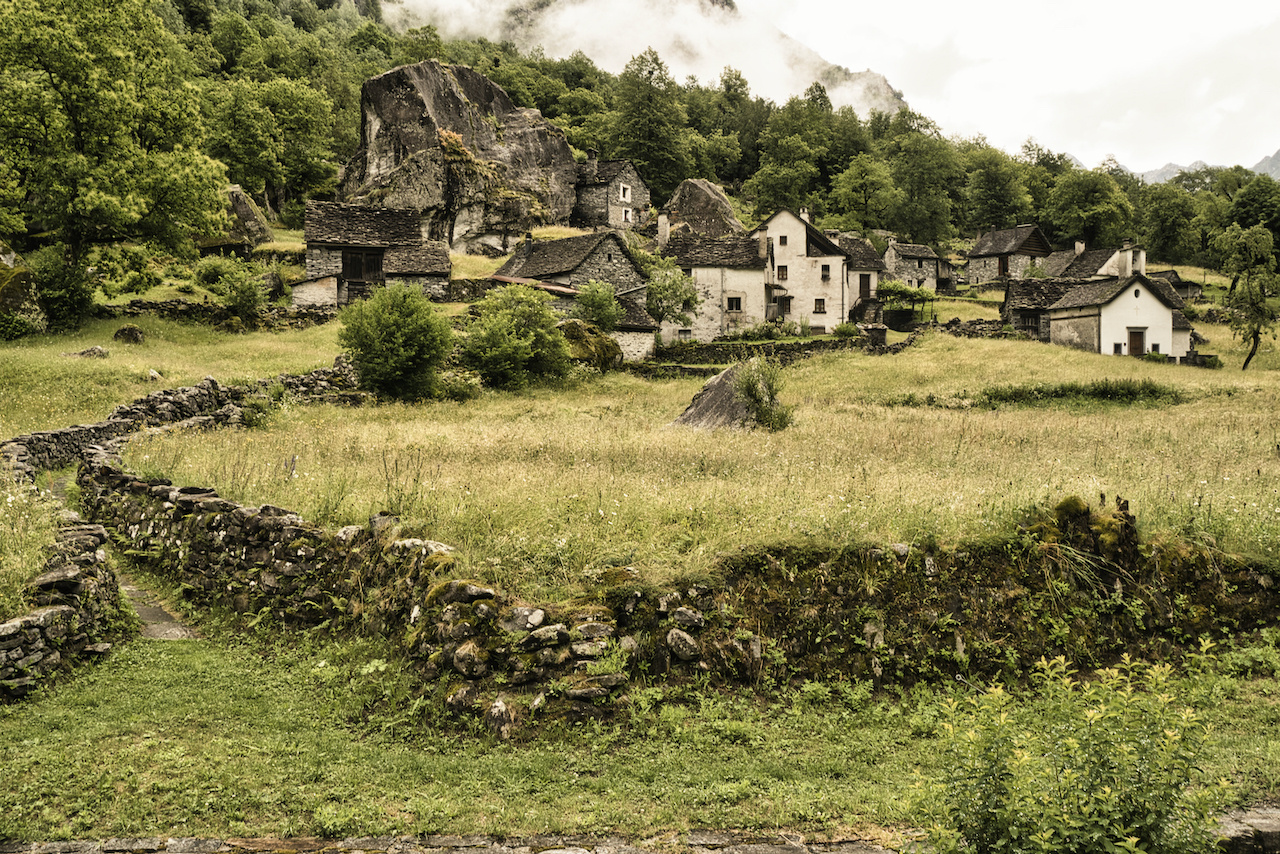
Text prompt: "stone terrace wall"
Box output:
[[653, 330, 924, 366], [0, 517, 125, 700], [0, 359, 363, 701]]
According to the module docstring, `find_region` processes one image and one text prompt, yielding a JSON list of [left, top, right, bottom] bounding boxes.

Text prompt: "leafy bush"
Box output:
[[733, 356, 793, 431], [338, 282, 455, 401], [460, 285, 571, 390], [572, 279, 624, 332], [222, 270, 265, 321], [192, 255, 243, 296], [926, 657, 1229, 854], [0, 312, 38, 341], [95, 244, 159, 296], [832, 322, 860, 339]]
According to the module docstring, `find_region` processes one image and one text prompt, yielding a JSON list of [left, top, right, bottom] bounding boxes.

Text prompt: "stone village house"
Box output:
[[293, 200, 451, 307], [1001, 244, 1195, 360], [883, 239, 943, 292], [967, 224, 1053, 282], [571, 153, 651, 230], [656, 208, 886, 341], [493, 231, 657, 361]]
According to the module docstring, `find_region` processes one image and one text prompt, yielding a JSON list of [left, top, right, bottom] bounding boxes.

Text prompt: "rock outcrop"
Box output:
[[664, 178, 745, 239], [339, 61, 579, 255]]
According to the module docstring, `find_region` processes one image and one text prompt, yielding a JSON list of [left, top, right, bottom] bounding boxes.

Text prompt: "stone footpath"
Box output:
[[3, 810, 1279, 854]]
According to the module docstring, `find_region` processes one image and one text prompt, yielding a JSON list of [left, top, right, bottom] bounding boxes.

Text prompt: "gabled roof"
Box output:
[[579, 159, 639, 186], [305, 200, 423, 247], [969, 225, 1052, 259], [889, 242, 939, 260], [1047, 274, 1186, 312], [662, 233, 766, 269], [1148, 269, 1182, 284], [1041, 247, 1118, 278], [495, 232, 641, 280], [755, 210, 845, 257], [836, 234, 887, 271], [1003, 277, 1084, 312], [617, 295, 659, 331], [385, 244, 451, 277]]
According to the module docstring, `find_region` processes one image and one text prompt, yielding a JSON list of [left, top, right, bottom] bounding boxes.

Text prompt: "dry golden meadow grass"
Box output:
[[121, 321, 1280, 603]]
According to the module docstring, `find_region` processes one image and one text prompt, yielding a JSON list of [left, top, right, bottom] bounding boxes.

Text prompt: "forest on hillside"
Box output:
[[2, 0, 1279, 331]]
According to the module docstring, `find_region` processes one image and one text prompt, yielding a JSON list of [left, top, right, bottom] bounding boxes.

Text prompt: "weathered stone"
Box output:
[[571, 640, 608, 659], [484, 696, 519, 740], [522, 623, 569, 649], [666, 628, 700, 661], [672, 606, 706, 629], [435, 580, 495, 605], [574, 621, 614, 640], [500, 607, 545, 632], [452, 640, 488, 677], [339, 60, 578, 253]]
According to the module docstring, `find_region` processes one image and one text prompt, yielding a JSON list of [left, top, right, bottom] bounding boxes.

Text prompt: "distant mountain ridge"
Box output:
[[1137, 149, 1280, 184]]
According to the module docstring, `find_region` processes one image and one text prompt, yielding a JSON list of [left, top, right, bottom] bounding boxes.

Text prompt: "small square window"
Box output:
[[1151, 343, 1160, 354], [623, 208, 631, 222], [814, 298, 826, 314], [821, 264, 830, 280], [777, 265, 788, 281], [620, 184, 631, 202], [1114, 343, 1124, 355], [779, 235, 788, 247], [727, 296, 742, 312], [678, 329, 692, 341]]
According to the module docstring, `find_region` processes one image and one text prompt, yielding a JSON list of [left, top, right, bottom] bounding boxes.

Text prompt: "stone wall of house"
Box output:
[[569, 241, 647, 292], [968, 255, 1040, 283], [614, 330, 655, 362], [306, 246, 342, 280]]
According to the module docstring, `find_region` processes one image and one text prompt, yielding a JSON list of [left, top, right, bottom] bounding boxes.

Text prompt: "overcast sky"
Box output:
[[395, 0, 1280, 174], [742, 0, 1280, 173]]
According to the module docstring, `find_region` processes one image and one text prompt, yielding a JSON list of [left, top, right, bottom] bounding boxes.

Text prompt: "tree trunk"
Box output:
[[1242, 332, 1260, 370]]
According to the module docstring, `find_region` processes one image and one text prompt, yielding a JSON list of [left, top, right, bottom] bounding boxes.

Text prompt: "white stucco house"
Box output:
[[659, 231, 769, 341], [1046, 273, 1193, 359], [751, 209, 848, 334]]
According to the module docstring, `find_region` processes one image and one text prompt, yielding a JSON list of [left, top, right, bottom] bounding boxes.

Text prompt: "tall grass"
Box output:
[[0, 317, 340, 437], [123, 327, 1280, 603], [0, 472, 58, 618]]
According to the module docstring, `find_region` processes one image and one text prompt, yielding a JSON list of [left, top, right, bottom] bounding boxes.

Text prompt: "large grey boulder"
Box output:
[[665, 178, 745, 239], [339, 61, 579, 255], [670, 364, 753, 430]]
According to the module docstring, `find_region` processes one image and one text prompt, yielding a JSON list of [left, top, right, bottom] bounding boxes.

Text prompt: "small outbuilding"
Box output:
[[572, 154, 650, 230], [1046, 273, 1191, 359], [967, 224, 1053, 282]]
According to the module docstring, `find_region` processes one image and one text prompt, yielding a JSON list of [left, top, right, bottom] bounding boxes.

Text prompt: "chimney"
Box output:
[[1074, 240, 1085, 256], [799, 207, 810, 223], [1118, 247, 1132, 279], [582, 149, 599, 183], [757, 226, 768, 259], [524, 232, 533, 250], [657, 208, 670, 249]]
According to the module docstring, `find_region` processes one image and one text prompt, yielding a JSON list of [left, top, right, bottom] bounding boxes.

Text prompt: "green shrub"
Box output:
[[832, 322, 860, 339], [460, 285, 570, 390], [193, 255, 243, 296], [338, 282, 455, 401], [222, 270, 265, 322], [0, 312, 38, 341], [572, 279, 624, 332], [925, 657, 1229, 854], [733, 356, 793, 431]]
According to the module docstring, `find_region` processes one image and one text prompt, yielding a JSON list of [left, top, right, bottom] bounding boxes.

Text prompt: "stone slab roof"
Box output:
[[1003, 277, 1084, 312], [617, 294, 659, 331], [1047, 274, 1185, 312], [890, 242, 938, 260], [580, 159, 636, 186], [496, 233, 638, 280], [662, 234, 766, 269], [386, 244, 451, 276], [836, 234, 887, 271], [969, 225, 1052, 259], [1041, 247, 1118, 278], [305, 200, 423, 247]]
